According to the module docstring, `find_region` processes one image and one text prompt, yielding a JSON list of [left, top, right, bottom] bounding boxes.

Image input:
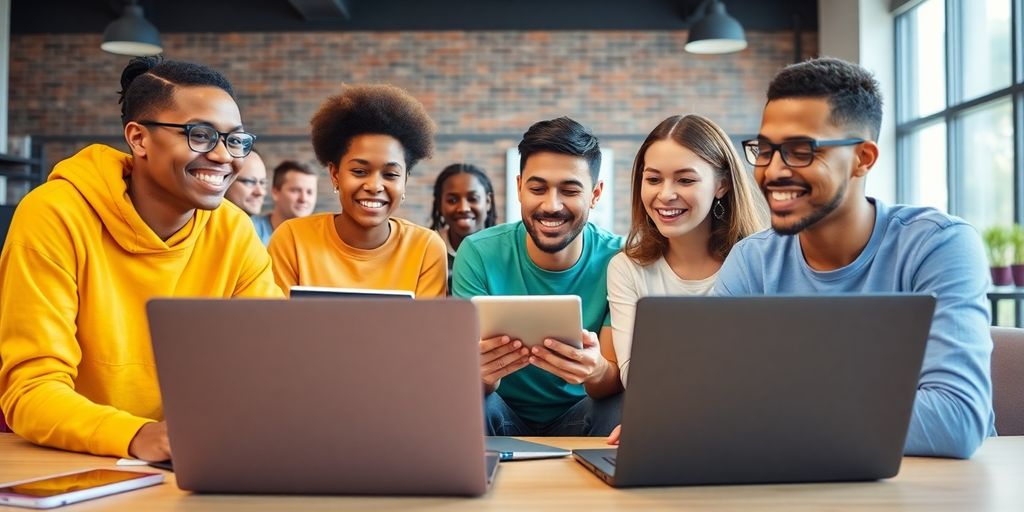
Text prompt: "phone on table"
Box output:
[[0, 469, 164, 509]]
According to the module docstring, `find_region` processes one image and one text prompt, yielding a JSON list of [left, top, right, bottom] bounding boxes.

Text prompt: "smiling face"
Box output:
[[518, 151, 601, 254], [331, 134, 407, 243], [441, 172, 491, 239], [639, 139, 726, 242], [128, 85, 243, 212], [271, 170, 318, 220], [756, 98, 863, 235], [225, 152, 267, 215]]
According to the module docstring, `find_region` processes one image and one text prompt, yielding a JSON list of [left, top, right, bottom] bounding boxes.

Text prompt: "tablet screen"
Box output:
[[289, 286, 415, 299]]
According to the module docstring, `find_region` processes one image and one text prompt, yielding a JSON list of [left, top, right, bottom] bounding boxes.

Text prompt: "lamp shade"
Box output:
[[101, 5, 163, 56], [685, 1, 747, 54]]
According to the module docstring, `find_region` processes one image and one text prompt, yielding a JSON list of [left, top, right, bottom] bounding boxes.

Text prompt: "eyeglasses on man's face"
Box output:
[[235, 177, 267, 188], [740, 138, 864, 168], [138, 121, 257, 158]]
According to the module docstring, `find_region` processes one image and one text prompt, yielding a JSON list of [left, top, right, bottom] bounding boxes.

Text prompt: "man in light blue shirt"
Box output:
[[224, 151, 273, 245], [715, 57, 994, 458], [453, 117, 624, 436]]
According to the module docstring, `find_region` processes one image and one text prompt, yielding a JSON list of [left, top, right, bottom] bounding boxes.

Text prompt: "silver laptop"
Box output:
[[575, 294, 935, 487], [147, 298, 498, 496]]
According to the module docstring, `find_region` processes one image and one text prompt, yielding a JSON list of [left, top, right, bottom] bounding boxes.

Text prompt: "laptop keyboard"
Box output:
[[602, 455, 617, 467]]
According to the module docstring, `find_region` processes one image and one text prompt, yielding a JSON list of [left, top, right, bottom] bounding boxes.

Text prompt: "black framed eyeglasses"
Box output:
[[138, 121, 257, 158], [235, 177, 267, 188], [740, 138, 865, 168]]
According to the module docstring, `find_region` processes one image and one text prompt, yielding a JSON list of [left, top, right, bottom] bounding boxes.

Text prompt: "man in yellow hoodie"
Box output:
[[0, 57, 282, 461]]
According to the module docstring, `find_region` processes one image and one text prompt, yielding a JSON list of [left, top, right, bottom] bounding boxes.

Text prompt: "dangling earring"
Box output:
[[332, 185, 338, 194], [401, 193, 406, 201], [713, 198, 726, 220]]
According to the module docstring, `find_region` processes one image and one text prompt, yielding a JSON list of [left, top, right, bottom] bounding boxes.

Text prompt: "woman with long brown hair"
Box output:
[[608, 114, 768, 386]]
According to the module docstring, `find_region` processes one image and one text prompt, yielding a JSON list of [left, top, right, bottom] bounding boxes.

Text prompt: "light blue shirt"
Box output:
[[714, 198, 994, 459], [452, 221, 623, 424], [252, 214, 273, 246]]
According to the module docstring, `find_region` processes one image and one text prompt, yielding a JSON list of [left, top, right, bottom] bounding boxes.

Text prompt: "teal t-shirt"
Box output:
[[452, 221, 623, 424]]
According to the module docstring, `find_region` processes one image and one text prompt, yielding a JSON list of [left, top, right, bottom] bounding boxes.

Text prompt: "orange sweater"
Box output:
[[268, 214, 447, 298]]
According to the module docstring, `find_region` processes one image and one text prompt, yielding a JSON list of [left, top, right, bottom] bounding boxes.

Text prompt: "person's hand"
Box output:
[[607, 424, 621, 445], [480, 335, 530, 393], [528, 330, 608, 385], [128, 421, 172, 462]]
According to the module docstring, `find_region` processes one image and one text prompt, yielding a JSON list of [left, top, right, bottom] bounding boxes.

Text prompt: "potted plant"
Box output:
[[983, 226, 1013, 286], [1012, 225, 1024, 287]]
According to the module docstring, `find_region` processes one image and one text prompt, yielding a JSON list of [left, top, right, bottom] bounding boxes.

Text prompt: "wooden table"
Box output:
[[2, 433, 1023, 511]]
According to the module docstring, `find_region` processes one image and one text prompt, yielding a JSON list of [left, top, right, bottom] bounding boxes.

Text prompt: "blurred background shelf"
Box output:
[[0, 147, 43, 249]]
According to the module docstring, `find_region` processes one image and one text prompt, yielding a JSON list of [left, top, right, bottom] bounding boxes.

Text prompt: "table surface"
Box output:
[[2, 433, 1023, 511]]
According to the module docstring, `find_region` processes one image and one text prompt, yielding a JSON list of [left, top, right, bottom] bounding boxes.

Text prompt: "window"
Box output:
[[896, 0, 1020, 232], [958, 98, 1015, 228], [902, 121, 948, 211], [898, 0, 946, 120]]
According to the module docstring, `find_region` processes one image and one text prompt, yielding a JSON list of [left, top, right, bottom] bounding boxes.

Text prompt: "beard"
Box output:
[[524, 211, 587, 254], [769, 179, 847, 236]]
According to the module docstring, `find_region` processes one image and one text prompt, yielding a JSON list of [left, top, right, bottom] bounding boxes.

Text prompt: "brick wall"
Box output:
[[8, 31, 817, 234]]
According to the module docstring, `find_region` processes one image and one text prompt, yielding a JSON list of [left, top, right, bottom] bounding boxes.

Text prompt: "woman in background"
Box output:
[[269, 84, 447, 298], [429, 163, 497, 290]]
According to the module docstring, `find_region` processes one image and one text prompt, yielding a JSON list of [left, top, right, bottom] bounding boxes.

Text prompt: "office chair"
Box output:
[[991, 327, 1024, 436]]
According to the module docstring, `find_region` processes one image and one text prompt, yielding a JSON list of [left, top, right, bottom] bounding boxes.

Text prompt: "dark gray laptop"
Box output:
[[574, 294, 935, 487], [147, 298, 497, 496]]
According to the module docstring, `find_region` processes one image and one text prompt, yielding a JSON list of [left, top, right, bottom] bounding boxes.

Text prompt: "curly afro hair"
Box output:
[[310, 84, 436, 172]]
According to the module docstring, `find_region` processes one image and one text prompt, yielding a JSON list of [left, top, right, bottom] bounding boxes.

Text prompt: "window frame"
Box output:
[[896, 0, 1024, 225]]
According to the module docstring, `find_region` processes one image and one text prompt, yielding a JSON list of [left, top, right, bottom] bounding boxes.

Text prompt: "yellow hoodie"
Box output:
[[0, 144, 282, 457]]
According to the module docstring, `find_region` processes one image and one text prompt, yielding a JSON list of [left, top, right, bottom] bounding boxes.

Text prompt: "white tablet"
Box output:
[[289, 286, 415, 299], [471, 295, 583, 349]]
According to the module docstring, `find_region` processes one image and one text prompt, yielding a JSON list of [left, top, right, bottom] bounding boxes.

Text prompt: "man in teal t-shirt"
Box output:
[[452, 117, 624, 436]]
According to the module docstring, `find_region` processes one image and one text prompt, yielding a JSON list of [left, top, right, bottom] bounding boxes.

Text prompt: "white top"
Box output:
[[606, 251, 717, 387], [437, 225, 458, 259]]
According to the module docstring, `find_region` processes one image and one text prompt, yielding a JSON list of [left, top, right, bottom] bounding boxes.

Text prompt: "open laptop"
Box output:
[[147, 298, 497, 496], [574, 294, 935, 487]]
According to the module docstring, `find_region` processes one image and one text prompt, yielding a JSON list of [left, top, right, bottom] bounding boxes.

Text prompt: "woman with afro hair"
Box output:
[[268, 84, 447, 297]]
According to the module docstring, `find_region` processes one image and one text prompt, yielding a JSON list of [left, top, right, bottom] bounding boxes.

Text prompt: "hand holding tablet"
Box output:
[[472, 295, 585, 390]]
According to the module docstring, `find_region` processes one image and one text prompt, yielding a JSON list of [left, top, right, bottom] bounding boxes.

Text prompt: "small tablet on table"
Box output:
[[471, 295, 582, 349], [289, 286, 415, 299]]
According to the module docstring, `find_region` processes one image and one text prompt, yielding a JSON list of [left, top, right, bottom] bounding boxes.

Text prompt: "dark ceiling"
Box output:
[[11, 0, 819, 34]]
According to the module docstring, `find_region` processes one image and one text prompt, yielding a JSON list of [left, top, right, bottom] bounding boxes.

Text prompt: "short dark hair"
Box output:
[[766, 57, 883, 140], [429, 163, 498, 231], [271, 160, 316, 190], [118, 56, 235, 126], [310, 84, 435, 172], [518, 117, 602, 184]]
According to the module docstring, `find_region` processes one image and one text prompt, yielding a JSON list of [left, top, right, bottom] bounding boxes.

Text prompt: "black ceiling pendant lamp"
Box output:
[[684, 0, 747, 55], [101, 0, 163, 56]]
